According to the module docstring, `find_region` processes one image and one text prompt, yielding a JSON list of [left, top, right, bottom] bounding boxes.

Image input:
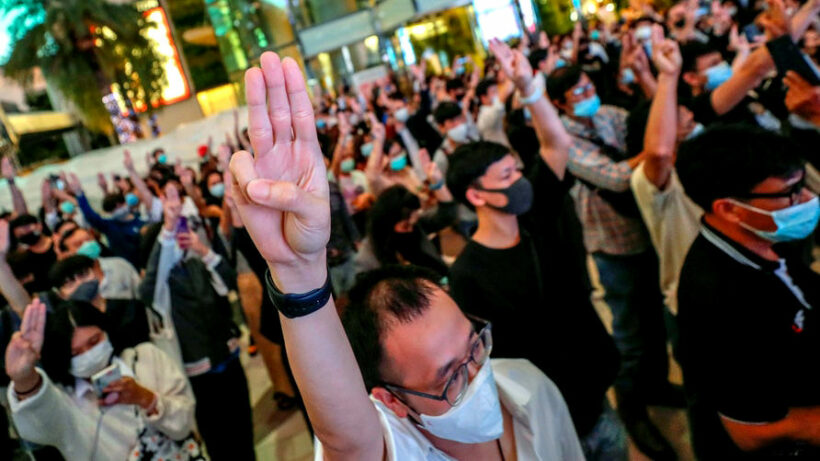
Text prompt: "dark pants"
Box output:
[[189, 356, 256, 460], [592, 250, 669, 402]]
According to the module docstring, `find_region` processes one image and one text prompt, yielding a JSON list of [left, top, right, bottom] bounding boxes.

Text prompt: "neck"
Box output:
[[690, 85, 705, 97], [472, 208, 520, 249], [704, 214, 780, 261], [30, 237, 51, 254]]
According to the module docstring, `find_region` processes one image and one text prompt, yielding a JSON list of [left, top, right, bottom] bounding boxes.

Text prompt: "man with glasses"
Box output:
[[228, 51, 583, 461], [548, 64, 680, 460], [675, 125, 820, 459], [446, 42, 623, 460]]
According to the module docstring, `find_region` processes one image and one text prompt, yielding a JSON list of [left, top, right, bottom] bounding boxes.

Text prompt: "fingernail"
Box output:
[[247, 180, 270, 201]]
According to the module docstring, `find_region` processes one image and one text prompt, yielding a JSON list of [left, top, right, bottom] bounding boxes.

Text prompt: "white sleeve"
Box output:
[[136, 344, 196, 440], [200, 250, 229, 296], [8, 369, 77, 448]]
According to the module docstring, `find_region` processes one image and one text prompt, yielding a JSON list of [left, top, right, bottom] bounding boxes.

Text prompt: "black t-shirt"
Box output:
[[449, 158, 620, 436], [677, 221, 820, 459], [687, 91, 759, 126], [8, 243, 57, 294], [105, 298, 152, 352]]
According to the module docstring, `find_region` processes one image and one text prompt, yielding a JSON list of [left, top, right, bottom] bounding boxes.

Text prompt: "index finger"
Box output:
[[283, 58, 318, 145]]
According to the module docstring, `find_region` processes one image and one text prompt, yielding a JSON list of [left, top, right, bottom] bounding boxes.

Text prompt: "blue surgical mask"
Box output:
[[76, 240, 102, 260], [340, 158, 355, 173], [361, 142, 374, 157], [125, 192, 140, 207], [389, 153, 407, 171], [704, 62, 732, 91], [60, 201, 75, 215], [317, 119, 327, 129], [523, 107, 532, 121], [573, 94, 601, 118], [590, 30, 601, 41], [620, 68, 636, 85], [686, 123, 705, 140], [209, 183, 225, 198], [555, 58, 567, 69], [731, 196, 820, 242], [158, 154, 168, 164]]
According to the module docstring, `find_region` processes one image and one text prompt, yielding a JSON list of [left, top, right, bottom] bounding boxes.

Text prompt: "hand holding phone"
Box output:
[[91, 364, 122, 398]]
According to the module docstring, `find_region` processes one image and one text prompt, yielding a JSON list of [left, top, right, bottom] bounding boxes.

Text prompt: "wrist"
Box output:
[[13, 371, 40, 394], [267, 255, 327, 294], [140, 390, 157, 411]]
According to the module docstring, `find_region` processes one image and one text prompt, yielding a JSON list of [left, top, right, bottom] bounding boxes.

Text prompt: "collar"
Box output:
[[700, 219, 780, 271], [493, 364, 533, 432]]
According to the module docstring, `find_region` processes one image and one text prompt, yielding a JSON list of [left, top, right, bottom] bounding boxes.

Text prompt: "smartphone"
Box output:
[[743, 24, 763, 42], [176, 216, 189, 235], [91, 363, 122, 398], [770, 38, 820, 86]]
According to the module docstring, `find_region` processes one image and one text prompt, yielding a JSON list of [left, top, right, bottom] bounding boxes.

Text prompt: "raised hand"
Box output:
[[123, 150, 135, 172], [760, 0, 790, 39], [6, 299, 46, 390], [652, 33, 682, 77], [40, 179, 53, 207], [97, 173, 109, 193], [218, 144, 232, 172], [229, 52, 330, 292], [368, 113, 386, 141], [67, 173, 83, 195], [162, 183, 182, 232], [490, 39, 534, 93], [1, 156, 15, 180], [784, 71, 820, 119], [101, 376, 156, 409], [539, 30, 550, 49]]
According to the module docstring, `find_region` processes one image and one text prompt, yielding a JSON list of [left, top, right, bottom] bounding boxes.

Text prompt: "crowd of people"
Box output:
[[1, 0, 819, 459]]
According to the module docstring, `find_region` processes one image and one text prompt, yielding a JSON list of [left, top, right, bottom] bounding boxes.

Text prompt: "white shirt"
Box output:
[[631, 163, 702, 314], [314, 359, 584, 460], [99, 256, 141, 300], [476, 102, 510, 148], [8, 343, 195, 461]]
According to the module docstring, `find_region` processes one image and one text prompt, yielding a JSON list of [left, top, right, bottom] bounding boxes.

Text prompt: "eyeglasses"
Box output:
[[572, 83, 594, 96], [733, 177, 806, 206], [382, 316, 492, 407]]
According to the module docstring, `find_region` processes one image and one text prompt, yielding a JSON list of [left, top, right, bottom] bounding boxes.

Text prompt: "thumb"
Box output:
[[246, 179, 324, 219]]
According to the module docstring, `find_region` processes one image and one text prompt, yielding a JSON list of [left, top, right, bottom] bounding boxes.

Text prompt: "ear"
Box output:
[[552, 98, 570, 114], [712, 198, 742, 223], [465, 187, 486, 209], [393, 220, 412, 233], [372, 387, 410, 418], [682, 71, 702, 88]]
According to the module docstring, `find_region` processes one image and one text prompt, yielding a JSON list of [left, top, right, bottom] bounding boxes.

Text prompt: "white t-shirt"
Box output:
[[631, 163, 703, 315], [477, 102, 510, 148], [314, 359, 584, 461]]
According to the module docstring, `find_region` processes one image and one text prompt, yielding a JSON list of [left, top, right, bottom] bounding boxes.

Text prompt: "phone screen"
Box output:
[[176, 216, 189, 235], [91, 364, 122, 397]]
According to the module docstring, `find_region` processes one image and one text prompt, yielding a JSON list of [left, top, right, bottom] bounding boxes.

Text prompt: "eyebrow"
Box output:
[[434, 329, 477, 381]]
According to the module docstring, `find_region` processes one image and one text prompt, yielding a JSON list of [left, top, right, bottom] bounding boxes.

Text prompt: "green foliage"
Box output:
[[3, 0, 167, 136]]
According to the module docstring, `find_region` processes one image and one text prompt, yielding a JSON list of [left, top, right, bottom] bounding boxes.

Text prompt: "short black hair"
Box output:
[[40, 299, 112, 387], [101, 192, 125, 213], [476, 78, 498, 99], [58, 226, 85, 253], [446, 78, 465, 93], [676, 124, 806, 211], [433, 101, 462, 125], [367, 185, 421, 266], [49, 255, 96, 289], [547, 65, 584, 104], [9, 214, 38, 234], [625, 100, 653, 157], [446, 141, 511, 210], [680, 41, 720, 74], [528, 48, 549, 70], [342, 265, 443, 391], [387, 91, 405, 102]]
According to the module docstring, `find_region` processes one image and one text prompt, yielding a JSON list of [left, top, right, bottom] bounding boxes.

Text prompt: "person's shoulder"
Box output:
[[450, 241, 491, 276], [491, 359, 566, 412], [601, 104, 628, 119], [99, 256, 137, 272]]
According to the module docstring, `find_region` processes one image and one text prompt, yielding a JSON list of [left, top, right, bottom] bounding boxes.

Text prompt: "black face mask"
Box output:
[[17, 231, 41, 246], [69, 280, 100, 303], [673, 19, 686, 29], [474, 177, 534, 216]]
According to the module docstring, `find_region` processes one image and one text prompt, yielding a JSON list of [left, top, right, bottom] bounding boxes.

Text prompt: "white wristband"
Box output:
[[519, 81, 543, 105]]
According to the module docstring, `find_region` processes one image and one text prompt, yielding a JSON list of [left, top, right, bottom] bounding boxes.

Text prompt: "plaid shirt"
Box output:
[[562, 105, 650, 255]]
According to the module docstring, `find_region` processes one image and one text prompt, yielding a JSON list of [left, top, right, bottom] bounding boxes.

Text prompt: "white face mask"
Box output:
[[686, 123, 705, 140], [70, 334, 114, 378], [447, 123, 471, 144], [417, 360, 504, 443], [394, 107, 410, 123]]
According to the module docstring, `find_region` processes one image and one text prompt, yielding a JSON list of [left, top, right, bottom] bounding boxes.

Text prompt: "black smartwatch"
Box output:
[[265, 268, 332, 318]]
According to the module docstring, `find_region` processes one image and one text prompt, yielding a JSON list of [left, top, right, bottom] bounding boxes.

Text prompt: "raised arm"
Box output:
[[364, 113, 388, 194], [643, 32, 683, 189], [0, 220, 30, 315], [2, 157, 27, 217], [229, 52, 383, 460], [789, 0, 820, 42], [123, 150, 157, 211], [491, 39, 571, 179]]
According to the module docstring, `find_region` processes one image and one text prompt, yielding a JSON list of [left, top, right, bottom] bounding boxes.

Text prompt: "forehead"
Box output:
[[482, 154, 517, 178], [380, 286, 472, 388], [750, 169, 804, 193], [72, 325, 102, 350], [66, 229, 92, 244]]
